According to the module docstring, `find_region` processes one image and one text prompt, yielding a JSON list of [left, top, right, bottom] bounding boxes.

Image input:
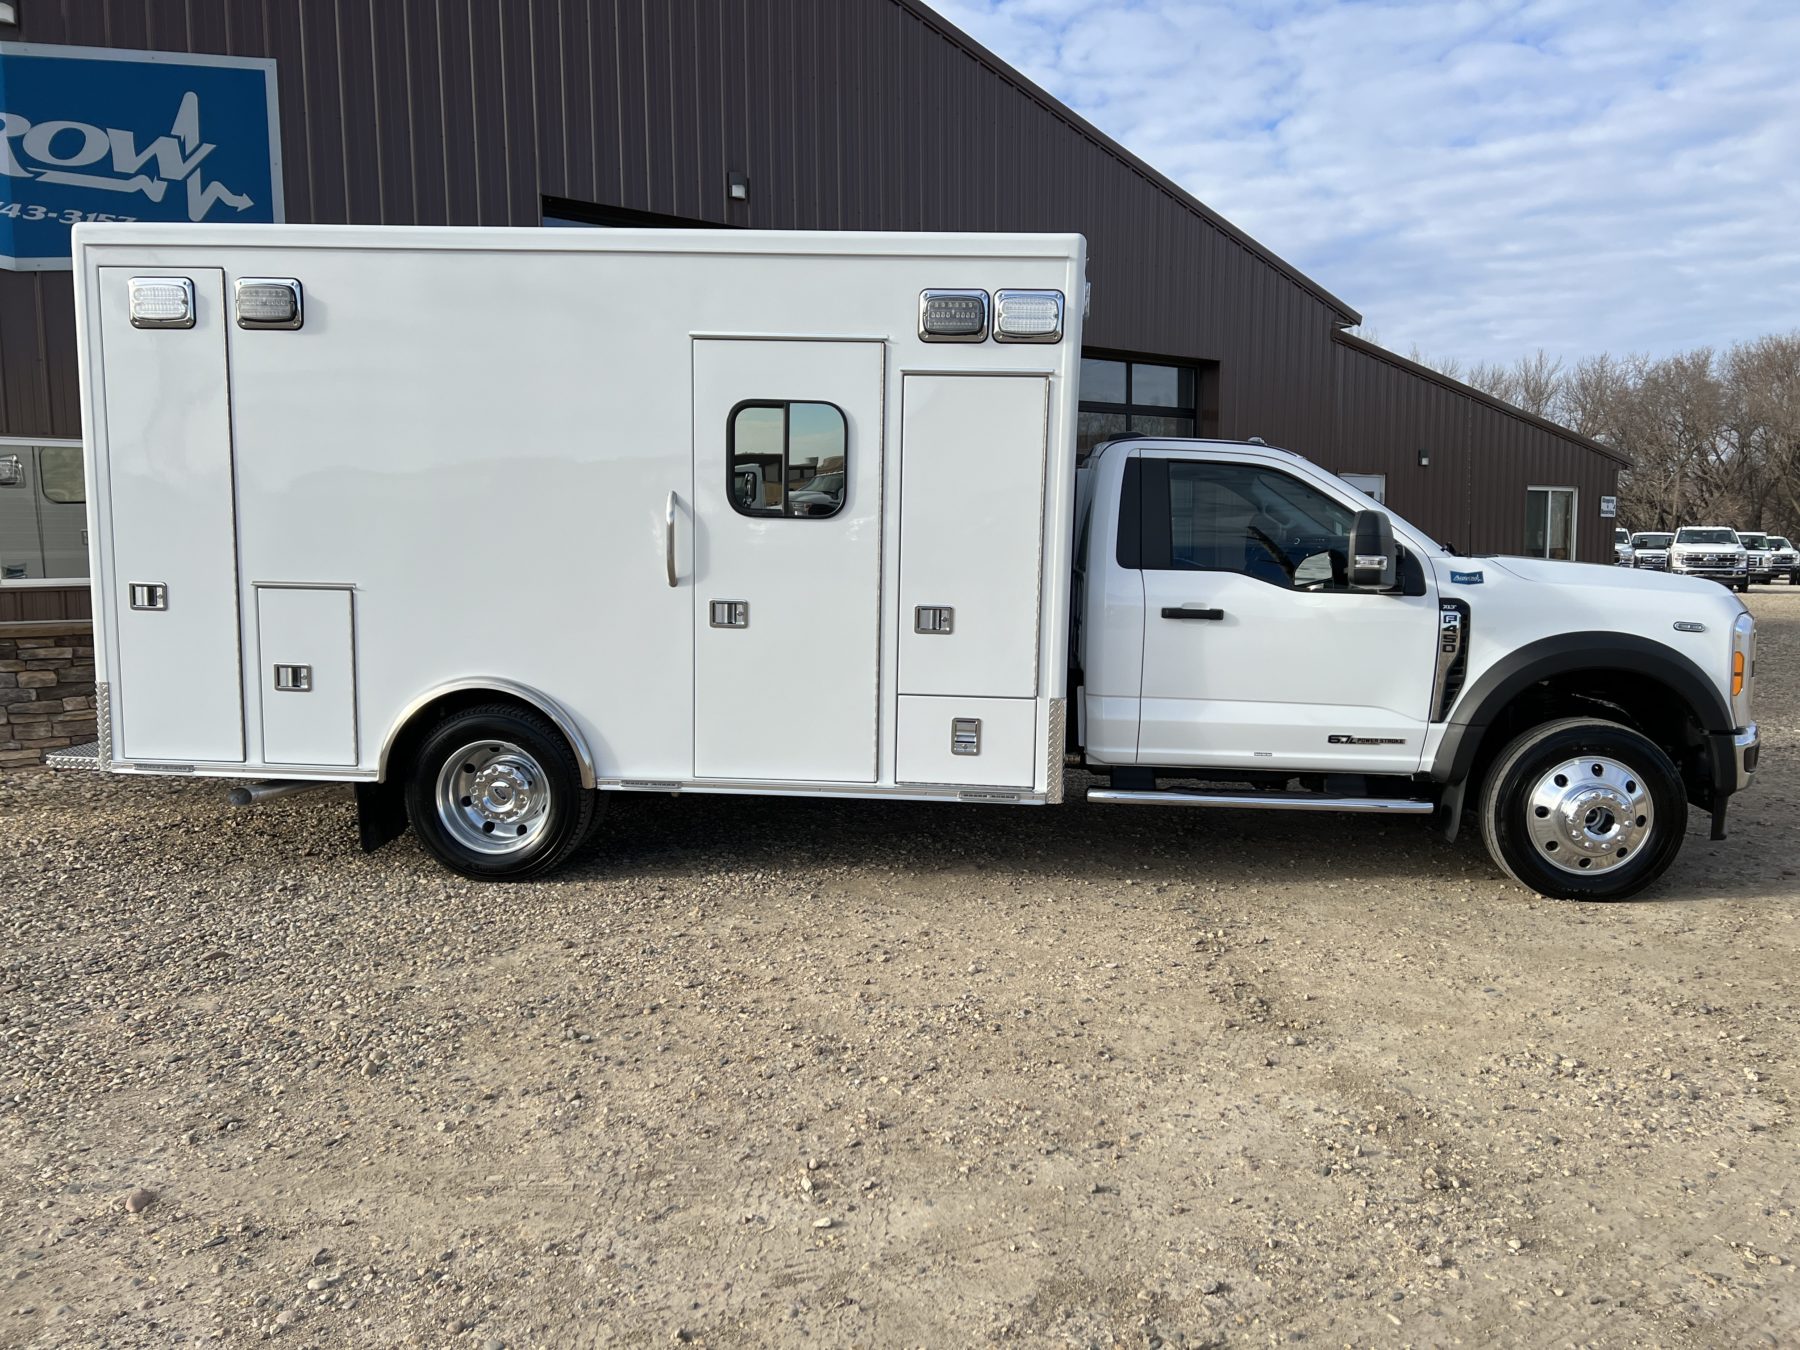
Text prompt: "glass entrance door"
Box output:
[[1525, 487, 1577, 559]]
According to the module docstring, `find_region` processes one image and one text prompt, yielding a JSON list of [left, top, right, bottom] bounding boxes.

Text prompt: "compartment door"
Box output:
[[256, 587, 357, 767], [898, 375, 1048, 698], [98, 268, 245, 762]]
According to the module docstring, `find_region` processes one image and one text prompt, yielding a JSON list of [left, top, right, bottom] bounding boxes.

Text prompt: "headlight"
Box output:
[[1732, 611, 1756, 725]]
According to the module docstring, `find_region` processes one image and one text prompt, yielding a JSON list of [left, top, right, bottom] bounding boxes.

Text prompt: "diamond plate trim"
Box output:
[[1045, 697, 1067, 804], [46, 742, 102, 770], [96, 681, 112, 768]]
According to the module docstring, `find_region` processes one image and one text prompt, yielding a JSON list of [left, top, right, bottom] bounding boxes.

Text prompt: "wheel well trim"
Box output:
[[376, 679, 598, 789], [1430, 633, 1732, 785]]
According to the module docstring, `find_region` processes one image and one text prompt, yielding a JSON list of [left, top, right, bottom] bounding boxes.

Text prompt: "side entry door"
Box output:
[[1132, 454, 1438, 774], [691, 339, 885, 782]]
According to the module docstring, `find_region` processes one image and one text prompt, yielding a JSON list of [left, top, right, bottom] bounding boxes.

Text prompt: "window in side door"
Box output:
[[1139, 459, 1357, 590]]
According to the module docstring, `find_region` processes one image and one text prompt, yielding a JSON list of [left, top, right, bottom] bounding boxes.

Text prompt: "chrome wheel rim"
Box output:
[[1525, 755, 1653, 876], [434, 740, 552, 856]]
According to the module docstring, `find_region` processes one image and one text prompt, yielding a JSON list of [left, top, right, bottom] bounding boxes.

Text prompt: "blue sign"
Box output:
[[1449, 570, 1485, 585], [0, 43, 282, 270]]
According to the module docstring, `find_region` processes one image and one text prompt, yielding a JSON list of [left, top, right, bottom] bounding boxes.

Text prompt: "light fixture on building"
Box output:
[[1418, 447, 1431, 467], [727, 171, 749, 202], [0, 3, 18, 27]]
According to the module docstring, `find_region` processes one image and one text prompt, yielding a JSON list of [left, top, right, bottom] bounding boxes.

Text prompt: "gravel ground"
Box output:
[[3, 591, 1798, 1348]]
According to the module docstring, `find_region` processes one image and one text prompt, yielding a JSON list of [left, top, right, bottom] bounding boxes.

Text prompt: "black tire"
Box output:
[[403, 702, 598, 880], [1478, 717, 1686, 901], [1736, 581, 1750, 593]]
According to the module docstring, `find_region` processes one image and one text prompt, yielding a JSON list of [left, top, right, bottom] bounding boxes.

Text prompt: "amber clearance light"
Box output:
[[1733, 650, 1745, 698]]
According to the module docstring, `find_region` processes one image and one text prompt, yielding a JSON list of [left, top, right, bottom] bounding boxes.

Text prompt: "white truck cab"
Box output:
[[59, 224, 1758, 901]]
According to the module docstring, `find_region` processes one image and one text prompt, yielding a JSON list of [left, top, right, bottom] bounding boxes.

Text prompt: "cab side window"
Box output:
[[728, 400, 847, 519], [1127, 459, 1356, 589]]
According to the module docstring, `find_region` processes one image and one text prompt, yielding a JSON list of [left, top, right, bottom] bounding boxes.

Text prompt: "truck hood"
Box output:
[[1474, 556, 1735, 598]]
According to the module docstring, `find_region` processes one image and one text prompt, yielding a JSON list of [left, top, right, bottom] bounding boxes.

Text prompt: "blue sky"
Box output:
[[921, 0, 1800, 367]]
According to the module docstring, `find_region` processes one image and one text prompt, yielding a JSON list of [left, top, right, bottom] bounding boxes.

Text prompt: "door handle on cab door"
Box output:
[[666, 491, 678, 587], [1161, 606, 1224, 620]]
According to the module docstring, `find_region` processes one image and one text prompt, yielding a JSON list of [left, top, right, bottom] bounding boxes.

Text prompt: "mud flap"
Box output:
[[355, 780, 409, 853], [1709, 801, 1729, 842], [1436, 777, 1467, 843]]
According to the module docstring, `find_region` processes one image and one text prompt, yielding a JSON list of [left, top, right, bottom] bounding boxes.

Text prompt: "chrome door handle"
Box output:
[[665, 491, 678, 588], [1161, 606, 1224, 620]]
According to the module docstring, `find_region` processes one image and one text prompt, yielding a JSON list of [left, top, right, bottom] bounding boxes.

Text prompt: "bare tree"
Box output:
[[1378, 331, 1800, 536], [1508, 349, 1564, 419]]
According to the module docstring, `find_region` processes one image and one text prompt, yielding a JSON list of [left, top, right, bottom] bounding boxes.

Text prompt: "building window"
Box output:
[[728, 401, 847, 518], [1077, 355, 1205, 456], [1524, 486, 1577, 560], [39, 445, 84, 504], [0, 438, 87, 582], [1339, 472, 1386, 504]]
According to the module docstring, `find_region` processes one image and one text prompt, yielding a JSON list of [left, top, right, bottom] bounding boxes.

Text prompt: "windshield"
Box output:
[[1738, 533, 1768, 548], [1772, 538, 1793, 550], [1632, 533, 1673, 548], [1676, 528, 1739, 545], [1615, 528, 1630, 544]]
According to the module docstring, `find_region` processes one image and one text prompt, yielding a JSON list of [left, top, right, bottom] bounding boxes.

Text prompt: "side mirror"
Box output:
[[1348, 509, 1397, 591]]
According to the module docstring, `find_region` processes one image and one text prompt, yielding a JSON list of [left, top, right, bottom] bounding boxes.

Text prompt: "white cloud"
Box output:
[[922, 0, 1800, 365]]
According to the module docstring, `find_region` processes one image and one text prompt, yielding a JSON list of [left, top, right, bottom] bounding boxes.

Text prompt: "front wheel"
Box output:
[[1478, 718, 1686, 901], [404, 703, 598, 880]]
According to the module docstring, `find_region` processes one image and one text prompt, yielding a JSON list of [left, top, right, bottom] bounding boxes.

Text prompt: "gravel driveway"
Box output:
[[3, 591, 1797, 1348]]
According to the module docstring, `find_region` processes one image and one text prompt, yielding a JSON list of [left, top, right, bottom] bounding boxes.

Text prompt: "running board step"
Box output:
[[1088, 787, 1434, 815]]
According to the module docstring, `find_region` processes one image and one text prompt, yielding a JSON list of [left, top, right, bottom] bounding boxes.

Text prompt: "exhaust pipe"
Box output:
[[226, 780, 330, 808]]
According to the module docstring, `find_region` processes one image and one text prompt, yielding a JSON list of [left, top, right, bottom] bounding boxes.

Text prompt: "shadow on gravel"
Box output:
[[557, 778, 1499, 892]]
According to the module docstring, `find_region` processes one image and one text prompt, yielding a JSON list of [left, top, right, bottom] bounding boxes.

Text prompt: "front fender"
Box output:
[[1429, 632, 1732, 785]]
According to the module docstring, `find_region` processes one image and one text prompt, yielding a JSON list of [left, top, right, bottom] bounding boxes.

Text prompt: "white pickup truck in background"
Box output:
[[1735, 531, 1776, 585], [1769, 536, 1799, 583], [59, 223, 1759, 902], [1671, 527, 1750, 591], [1630, 531, 1673, 572]]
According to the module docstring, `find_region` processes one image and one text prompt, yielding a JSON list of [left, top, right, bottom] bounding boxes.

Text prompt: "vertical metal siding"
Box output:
[[1334, 338, 1620, 563]]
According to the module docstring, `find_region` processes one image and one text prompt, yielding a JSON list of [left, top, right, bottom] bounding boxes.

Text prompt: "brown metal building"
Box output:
[[0, 0, 1624, 622]]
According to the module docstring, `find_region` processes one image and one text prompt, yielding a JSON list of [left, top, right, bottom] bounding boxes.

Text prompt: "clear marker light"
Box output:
[[993, 289, 1064, 342], [127, 277, 196, 329]]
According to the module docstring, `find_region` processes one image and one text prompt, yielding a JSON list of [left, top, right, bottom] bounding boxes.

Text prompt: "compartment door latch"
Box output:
[[951, 718, 982, 756], [272, 664, 314, 693]]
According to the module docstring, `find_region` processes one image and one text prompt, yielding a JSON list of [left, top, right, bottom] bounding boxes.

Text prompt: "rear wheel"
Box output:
[[404, 703, 598, 880], [1478, 718, 1686, 901]]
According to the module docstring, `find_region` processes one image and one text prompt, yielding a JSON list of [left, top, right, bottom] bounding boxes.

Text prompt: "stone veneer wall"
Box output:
[[0, 621, 97, 767]]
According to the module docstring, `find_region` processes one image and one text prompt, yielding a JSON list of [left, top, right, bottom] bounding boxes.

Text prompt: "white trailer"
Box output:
[[64, 223, 1759, 900]]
